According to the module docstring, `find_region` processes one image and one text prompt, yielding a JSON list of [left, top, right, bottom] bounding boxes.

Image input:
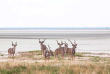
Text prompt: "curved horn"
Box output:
[[64, 41, 67, 44], [11, 41, 14, 46], [61, 41, 63, 43], [11, 41, 14, 44], [74, 40, 76, 44], [68, 39, 73, 45], [43, 38, 46, 42], [48, 45, 50, 50], [56, 40, 59, 44], [48, 45, 49, 47], [39, 39, 41, 43]]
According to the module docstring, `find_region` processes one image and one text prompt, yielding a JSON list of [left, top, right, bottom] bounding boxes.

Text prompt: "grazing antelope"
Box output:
[[8, 42, 17, 58], [66, 39, 77, 60], [44, 47, 50, 60], [39, 39, 47, 56], [55, 40, 65, 58], [48, 45, 54, 56]]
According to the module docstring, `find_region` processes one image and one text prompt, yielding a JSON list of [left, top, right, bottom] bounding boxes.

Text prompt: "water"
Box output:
[[0, 30, 110, 53], [0, 38, 110, 53]]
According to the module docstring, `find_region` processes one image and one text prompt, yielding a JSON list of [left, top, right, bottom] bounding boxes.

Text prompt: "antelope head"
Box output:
[[39, 39, 46, 45], [11, 42, 17, 48], [14, 42, 17, 47], [68, 39, 77, 48], [56, 40, 63, 48]]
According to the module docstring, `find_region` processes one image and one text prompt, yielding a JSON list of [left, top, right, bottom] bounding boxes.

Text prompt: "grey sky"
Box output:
[[0, 0, 110, 28]]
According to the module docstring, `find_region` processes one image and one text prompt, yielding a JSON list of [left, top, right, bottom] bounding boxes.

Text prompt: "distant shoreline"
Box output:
[[0, 27, 110, 30], [0, 29, 110, 39]]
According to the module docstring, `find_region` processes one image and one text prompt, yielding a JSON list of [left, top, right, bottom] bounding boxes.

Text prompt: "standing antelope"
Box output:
[[8, 42, 17, 58], [39, 39, 46, 56], [66, 39, 77, 60], [63, 42, 68, 53], [55, 40, 65, 58], [48, 45, 54, 56]]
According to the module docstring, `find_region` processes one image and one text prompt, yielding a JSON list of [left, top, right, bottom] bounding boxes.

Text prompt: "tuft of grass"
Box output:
[[36, 53, 41, 55], [90, 56, 101, 62], [75, 53, 84, 57], [0, 54, 4, 56], [0, 61, 110, 74], [0, 65, 26, 74], [38, 65, 59, 74], [28, 50, 41, 53]]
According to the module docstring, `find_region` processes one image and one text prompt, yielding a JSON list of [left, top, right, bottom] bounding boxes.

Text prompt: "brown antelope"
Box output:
[[8, 42, 17, 58], [55, 40, 65, 58], [39, 39, 47, 56], [66, 39, 77, 60], [48, 45, 54, 56], [44, 45, 54, 61], [63, 41, 68, 53], [44, 47, 50, 60]]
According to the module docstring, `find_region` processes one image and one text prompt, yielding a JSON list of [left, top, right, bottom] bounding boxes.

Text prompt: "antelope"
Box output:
[[63, 41, 68, 53], [44, 45, 54, 61], [66, 39, 77, 60], [39, 39, 47, 56], [44, 47, 50, 60], [48, 45, 54, 56], [55, 40, 65, 58], [8, 42, 17, 58]]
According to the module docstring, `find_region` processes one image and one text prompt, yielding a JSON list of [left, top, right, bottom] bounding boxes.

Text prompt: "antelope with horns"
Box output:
[[8, 42, 17, 58], [55, 40, 65, 58], [39, 39, 47, 56], [44, 47, 50, 60], [66, 39, 77, 60], [48, 45, 54, 56]]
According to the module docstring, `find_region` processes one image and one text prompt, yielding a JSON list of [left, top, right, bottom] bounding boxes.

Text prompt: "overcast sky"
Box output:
[[0, 0, 110, 28]]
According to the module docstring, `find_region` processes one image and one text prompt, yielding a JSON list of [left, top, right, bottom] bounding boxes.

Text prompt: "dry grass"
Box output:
[[0, 51, 110, 74], [0, 60, 110, 74]]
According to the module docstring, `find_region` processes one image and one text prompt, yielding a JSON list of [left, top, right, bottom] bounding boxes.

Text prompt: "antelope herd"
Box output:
[[8, 39, 77, 61]]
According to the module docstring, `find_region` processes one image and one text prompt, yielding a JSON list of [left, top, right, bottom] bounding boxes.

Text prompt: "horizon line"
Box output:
[[0, 27, 110, 30]]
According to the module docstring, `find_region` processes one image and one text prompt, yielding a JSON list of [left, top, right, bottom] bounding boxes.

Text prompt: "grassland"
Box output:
[[0, 50, 110, 74]]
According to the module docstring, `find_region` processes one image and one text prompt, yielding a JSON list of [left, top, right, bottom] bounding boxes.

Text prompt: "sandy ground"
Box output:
[[0, 51, 110, 64]]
